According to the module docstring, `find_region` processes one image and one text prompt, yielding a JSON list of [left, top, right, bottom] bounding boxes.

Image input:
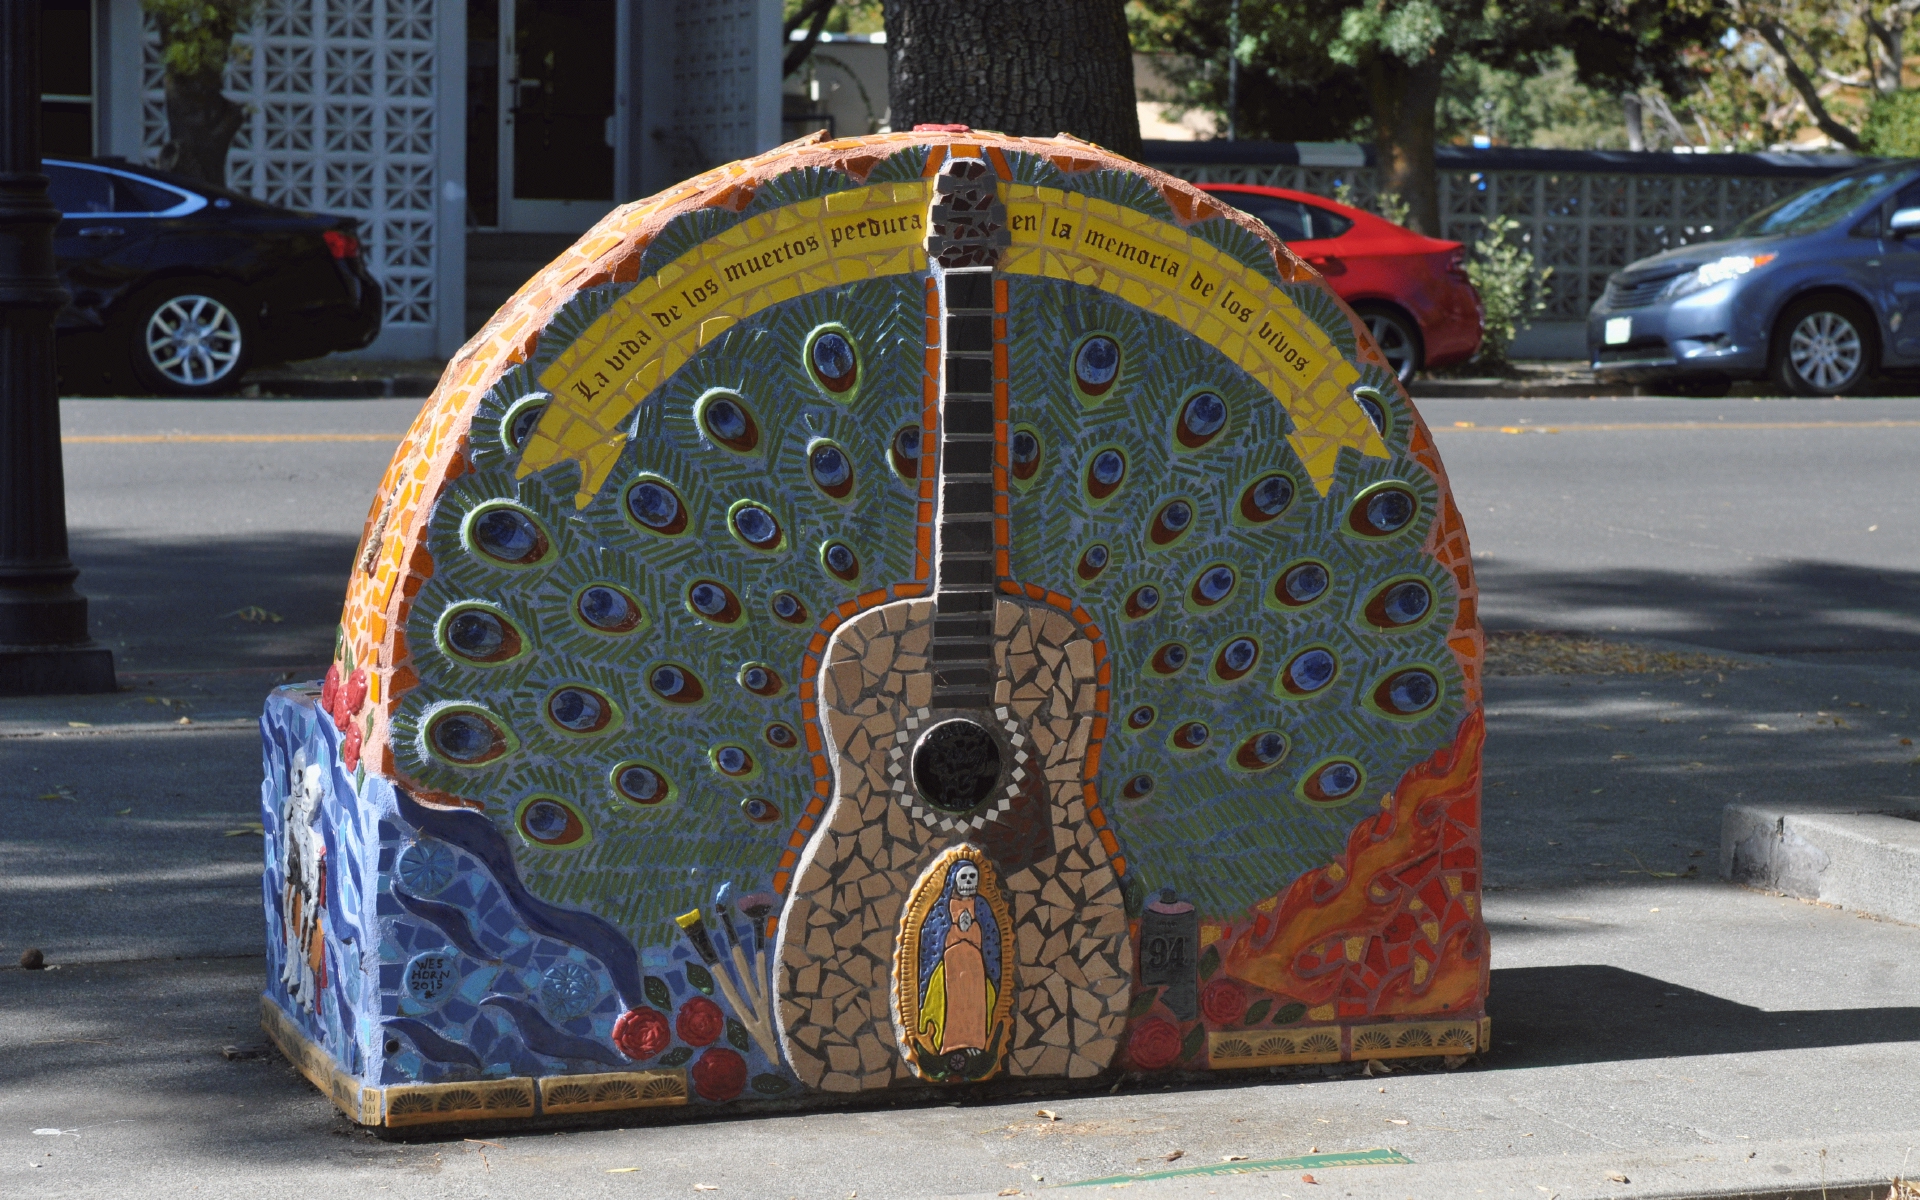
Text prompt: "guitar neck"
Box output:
[[926, 156, 1009, 712]]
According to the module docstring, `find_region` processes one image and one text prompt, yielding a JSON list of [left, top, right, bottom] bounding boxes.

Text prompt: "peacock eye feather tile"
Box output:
[[261, 129, 1489, 1127]]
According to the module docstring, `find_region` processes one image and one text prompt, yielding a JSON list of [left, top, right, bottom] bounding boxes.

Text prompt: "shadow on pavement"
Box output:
[[71, 531, 360, 673], [1476, 559, 1920, 662], [1486, 963, 1920, 1068]]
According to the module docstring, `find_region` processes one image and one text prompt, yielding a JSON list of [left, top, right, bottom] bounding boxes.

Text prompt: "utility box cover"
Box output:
[[260, 129, 1488, 1127]]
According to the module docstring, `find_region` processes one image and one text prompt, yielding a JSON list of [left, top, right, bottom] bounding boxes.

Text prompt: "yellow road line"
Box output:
[[62, 433, 405, 444], [1438, 419, 1920, 434]]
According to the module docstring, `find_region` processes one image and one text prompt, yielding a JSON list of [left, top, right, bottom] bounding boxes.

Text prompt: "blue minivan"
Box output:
[[1589, 161, 1920, 395]]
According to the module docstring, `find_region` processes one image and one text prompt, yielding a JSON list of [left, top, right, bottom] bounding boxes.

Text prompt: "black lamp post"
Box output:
[[0, 0, 114, 694]]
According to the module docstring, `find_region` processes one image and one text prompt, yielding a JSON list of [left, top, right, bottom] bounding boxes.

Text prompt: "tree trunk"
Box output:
[[1863, 7, 1908, 96], [1363, 52, 1443, 236], [883, 0, 1141, 160], [158, 68, 244, 186], [1752, 20, 1863, 151], [1623, 93, 1645, 151]]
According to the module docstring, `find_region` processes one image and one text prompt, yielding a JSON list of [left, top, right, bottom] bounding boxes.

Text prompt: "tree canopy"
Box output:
[[1131, 0, 1726, 232]]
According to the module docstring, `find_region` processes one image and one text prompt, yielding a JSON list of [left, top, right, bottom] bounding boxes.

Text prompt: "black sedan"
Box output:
[[48, 157, 382, 396]]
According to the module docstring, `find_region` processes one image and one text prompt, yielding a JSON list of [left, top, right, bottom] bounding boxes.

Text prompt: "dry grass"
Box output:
[[1484, 630, 1756, 677]]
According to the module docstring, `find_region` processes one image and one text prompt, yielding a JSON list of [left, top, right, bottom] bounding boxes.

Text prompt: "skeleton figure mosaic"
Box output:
[[257, 128, 1489, 1128]]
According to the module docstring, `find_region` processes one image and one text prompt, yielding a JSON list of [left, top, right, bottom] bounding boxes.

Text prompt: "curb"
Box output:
[[1722, 803, 1920, 926]]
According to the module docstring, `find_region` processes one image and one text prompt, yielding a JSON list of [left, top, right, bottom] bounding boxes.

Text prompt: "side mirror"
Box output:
[[1891, 206, 1920, 237]]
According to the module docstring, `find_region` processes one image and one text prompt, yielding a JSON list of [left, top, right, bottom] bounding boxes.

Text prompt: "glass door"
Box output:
[[498, 0, 617, 232]]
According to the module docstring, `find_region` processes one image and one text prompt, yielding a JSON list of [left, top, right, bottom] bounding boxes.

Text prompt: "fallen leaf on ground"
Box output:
[[1036, 1109, 1059, 1121], [1387, 1118, 1409, 1125], [1164, 1150, 1184, 1161], [998, 1189, 1022, 1196], [1222, 1155, 1248, 1162], [605, 1168, 638, 1173], [176, 716, 192, 725], [1607, 1172, 1629, 1183], [225, 822, 265, 837], [1302, 1174, 1318, 1184], [693, 1185, 719, 1192]]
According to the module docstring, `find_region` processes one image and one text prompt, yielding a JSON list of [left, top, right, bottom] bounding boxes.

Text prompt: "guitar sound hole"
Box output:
[[911, 718, 1003, 813]]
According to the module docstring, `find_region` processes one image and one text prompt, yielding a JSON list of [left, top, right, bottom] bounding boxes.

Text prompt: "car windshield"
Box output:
[[1730, 168, 1909, 238]]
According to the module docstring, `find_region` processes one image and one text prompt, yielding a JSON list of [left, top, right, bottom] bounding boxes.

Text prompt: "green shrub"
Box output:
[[1372, 190, 1412, 228], [1863, 91, 1920, 157], [1332, 182, 1412, 228], [1465, 214, 1550, 368]]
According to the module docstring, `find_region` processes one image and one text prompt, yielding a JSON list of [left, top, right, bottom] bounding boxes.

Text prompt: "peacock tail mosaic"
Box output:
[[259, 129, 1489, 1127]]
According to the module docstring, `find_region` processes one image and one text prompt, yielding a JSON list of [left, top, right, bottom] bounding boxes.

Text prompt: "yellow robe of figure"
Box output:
[[940, 895, 988, 1052]]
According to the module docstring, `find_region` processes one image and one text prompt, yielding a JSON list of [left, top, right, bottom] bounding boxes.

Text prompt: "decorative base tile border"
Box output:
[[261, 996, 688, 1128], [261, 996, 379, 1124], [538, 1069, 689, 1115], [384, 1078, 538, 1127], [1207, 1016, 1488, 1069]]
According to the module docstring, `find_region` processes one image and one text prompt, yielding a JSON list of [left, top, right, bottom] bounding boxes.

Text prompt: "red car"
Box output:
[[1198, 184, 1482, 382]]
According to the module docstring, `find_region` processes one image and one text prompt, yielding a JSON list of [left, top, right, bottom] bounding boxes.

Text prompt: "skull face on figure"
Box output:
[[279, 751, 329, 1011], [954, 863, 979, 899]]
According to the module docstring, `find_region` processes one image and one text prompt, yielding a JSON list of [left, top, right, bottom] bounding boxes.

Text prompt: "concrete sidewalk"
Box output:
[[5, 649, 1918, 1199]]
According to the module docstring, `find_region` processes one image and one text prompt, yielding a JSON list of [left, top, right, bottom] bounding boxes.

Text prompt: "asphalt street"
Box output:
[[1424, 397, 1920, 670], [3, 393, 1918, 1199]]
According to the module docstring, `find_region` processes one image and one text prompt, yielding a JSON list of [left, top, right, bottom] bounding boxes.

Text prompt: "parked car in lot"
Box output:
[[48, 157, 382, 396], [1589, 160, 1920, 396], [1198, 183, 1483, 382]]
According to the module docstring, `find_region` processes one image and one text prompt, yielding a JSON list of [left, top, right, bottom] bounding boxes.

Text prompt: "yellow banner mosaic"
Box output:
[[1000, 184, 1379, 488], [523, 179, 1384, 506], [527, 182, 934, 506]]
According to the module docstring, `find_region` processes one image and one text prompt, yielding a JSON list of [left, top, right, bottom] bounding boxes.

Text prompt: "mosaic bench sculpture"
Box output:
[[258, 128, 1488, 1128]]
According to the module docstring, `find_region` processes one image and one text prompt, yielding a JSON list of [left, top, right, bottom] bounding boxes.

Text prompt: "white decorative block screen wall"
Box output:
[[142, 0, 441, 337]]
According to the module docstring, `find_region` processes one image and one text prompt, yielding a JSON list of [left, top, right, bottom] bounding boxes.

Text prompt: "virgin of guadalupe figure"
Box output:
[[915, 859, 1002, 1055]]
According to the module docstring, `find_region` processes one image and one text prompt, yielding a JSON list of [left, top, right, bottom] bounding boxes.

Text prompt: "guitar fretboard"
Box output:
[[926, 156, 1009, 711]]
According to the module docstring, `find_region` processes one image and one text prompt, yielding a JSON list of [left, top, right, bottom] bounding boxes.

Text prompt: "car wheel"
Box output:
[[1772, 297, 1874, 396], [1355, 305, 1422, 384], [124, 282, 251, 396]]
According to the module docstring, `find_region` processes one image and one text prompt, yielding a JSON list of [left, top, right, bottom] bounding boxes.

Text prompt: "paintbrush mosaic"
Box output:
[[258, 129, 1488, 1127]]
